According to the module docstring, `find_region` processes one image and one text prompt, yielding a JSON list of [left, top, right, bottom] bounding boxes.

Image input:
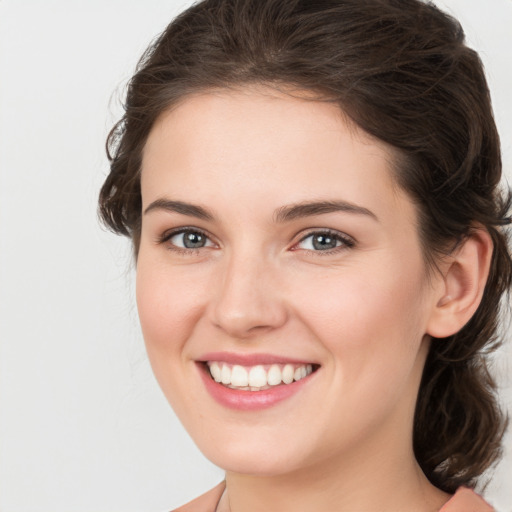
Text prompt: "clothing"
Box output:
[[171, 482, 494, 512], [439, 487, 494, 512]]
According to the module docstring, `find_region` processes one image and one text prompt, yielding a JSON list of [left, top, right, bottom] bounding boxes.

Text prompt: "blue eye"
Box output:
[[296, 231, 354, 252], [164, 229, 215, 250]]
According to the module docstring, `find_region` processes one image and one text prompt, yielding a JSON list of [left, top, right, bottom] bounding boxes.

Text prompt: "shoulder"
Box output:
[[439, 487, 494, 512], [171, 481, 226, 512]]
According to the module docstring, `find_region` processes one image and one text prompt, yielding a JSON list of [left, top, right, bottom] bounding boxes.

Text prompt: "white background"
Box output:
[[0, 1, 510, 511]]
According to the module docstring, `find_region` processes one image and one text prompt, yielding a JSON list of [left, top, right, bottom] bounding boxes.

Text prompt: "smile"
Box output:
[[197, 354, 320, 410], [207, 362, 314, 391]]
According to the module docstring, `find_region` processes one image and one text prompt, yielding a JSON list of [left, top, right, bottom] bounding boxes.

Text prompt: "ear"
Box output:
[[426, 228, 493, 338]]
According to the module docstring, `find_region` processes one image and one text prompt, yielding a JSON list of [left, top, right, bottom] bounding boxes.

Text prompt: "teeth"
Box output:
[[267, 365, 282, 386], [248, 365, 267, 387], [210, 362, 222, 382], [282, 364, 294, 384], [231, 365, 248, 387], [207, 361, 315, 391], [221, 365, 231, 385]]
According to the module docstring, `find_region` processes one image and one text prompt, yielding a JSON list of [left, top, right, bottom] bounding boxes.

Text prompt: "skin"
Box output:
[[136, 87, 472, 511]]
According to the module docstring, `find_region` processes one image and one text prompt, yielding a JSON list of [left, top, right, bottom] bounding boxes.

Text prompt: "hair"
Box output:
[[99, 0, 512, 494]]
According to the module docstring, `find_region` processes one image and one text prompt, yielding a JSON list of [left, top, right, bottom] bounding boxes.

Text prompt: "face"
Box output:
[[137, 87, 441, 477]]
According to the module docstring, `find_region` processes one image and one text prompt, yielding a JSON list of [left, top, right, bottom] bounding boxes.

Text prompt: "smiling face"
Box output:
[[136, 87, 442, 477]]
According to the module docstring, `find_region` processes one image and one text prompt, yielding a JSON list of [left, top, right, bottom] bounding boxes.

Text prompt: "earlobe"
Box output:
[[426, 228, 493, 338]]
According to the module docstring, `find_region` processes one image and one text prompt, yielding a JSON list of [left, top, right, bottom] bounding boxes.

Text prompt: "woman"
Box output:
[[99, 0, 511, 510]]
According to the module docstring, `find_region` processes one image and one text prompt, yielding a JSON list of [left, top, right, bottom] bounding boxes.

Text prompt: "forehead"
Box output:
[[141, 87, 410, 221]]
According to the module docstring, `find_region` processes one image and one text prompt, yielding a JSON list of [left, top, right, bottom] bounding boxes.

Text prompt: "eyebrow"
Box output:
[[144, 199, 214, 220], [144, 198, 378, 223], [273, 200, 378, 223]]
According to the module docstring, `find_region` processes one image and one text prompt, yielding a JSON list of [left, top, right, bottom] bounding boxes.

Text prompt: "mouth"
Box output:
[[204, 361, 317, 391], [196, 353, 320, 410]]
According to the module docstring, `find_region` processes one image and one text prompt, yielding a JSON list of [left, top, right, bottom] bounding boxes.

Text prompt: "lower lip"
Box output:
[[197, 364, 316, 411]]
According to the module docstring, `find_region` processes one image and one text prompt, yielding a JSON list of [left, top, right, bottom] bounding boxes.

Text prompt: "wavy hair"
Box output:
[[99, 0, 512, 493]]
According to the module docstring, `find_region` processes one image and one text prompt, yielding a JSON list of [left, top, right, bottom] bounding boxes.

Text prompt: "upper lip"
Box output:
[[197, 351, 318, 366]]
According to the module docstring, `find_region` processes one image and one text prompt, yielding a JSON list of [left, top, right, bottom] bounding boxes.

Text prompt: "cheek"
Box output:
[[135, 258, 206, 361], [290, 263, 430, 446], [292, 257, 429, 384], [135, 258, 214, 419], [300, 262, 425, 331]]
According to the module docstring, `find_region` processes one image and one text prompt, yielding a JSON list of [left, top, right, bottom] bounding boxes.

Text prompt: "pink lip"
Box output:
[[198, 351, 316, 366], [196, 358, 318, 411]]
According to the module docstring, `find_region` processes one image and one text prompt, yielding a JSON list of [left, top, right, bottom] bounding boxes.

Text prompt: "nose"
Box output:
[[209, 252, 288, 339]]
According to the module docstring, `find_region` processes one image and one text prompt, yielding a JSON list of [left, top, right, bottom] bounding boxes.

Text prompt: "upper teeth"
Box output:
[[207, 362, 314, 390]]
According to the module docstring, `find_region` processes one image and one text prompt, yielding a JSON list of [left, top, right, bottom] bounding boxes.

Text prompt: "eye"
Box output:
[[161, 228, 215, 251], [294, 230, 354, 252]]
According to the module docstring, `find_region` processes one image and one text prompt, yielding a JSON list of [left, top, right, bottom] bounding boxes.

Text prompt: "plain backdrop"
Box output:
[[0, 1, 511, 511]]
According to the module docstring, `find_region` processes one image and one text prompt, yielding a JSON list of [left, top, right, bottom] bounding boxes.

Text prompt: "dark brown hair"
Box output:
[[99, 0, 512, 493]]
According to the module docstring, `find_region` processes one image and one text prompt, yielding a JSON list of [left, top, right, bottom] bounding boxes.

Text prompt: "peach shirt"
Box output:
[[172, 482, 494, 512]]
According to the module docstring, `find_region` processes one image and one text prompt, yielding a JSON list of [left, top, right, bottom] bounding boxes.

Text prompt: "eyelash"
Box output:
[[294, 229, 355, 255], [158, 227, 216, 256], [157, 227, 355, 256]]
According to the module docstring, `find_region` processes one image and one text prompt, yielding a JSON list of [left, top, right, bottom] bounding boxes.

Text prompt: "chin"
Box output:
[[197, 435, 309, 477]]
